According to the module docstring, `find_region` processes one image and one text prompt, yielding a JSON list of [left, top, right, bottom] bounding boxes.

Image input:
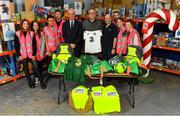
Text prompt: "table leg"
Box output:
[[132, 78, 135, 108], [58, 77, 62, 105], [100, 78, 103, 86], [63, 77, 66, 92], [128, 78, 135, 108], [129, 79, 132, 94]]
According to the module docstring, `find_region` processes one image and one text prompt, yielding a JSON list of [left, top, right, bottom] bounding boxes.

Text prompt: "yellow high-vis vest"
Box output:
[[52, 44, 71, 63], [126, 46, 140, 64], [91, 85, 121, 114], [71, 86, 89, 109]]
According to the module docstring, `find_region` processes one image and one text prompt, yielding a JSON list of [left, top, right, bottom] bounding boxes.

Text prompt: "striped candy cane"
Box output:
[[142, 9, 179, 76]]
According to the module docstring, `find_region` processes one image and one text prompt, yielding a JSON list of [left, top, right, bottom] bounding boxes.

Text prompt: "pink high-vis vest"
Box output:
[[116, 26, 126, 54], [127, 28, 142, 47], [35, 32, 46, 61], [116, 28, 142, 55], [53, 20, 64, 42], [16, 30, 34, 59], [44, 26, 58, 52]]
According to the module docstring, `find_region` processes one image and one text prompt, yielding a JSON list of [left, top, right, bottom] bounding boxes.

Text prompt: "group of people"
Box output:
[[14, 8, 142, 89]]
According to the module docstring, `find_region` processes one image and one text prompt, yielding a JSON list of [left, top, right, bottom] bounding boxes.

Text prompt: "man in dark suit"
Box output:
[[62, 8, 83, 57]]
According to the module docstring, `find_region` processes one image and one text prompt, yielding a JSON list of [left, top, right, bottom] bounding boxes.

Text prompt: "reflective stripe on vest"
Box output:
[[127, 28, 142, 47], [16, 30, 34, 59], [44, 26, 58, 52], [53, 20, 65, 42], [35, 33, 46, 61]]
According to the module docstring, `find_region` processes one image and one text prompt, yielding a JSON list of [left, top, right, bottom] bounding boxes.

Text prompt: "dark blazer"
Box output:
[[62, 20, 83, 45], [62, 20, 83, 57]]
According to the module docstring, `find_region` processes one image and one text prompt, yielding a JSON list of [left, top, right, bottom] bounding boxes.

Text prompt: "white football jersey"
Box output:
[[83, 30, 102, 53]]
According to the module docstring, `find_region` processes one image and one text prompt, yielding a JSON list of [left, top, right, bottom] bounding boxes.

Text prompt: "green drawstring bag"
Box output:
[[85, 60, 113, 76], [129, 62, 139, 76], [108, 55, 123, 66], [48, 58, 66, 74]]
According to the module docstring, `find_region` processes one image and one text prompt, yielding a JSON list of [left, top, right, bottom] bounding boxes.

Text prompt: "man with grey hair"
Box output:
[[82, 8, 102, 31], [82, 8, 103, 54], [62, 8, 83, 57]]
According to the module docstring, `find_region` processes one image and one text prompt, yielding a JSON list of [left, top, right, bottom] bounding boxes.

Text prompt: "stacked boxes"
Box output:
[[24, 0, 40, 12]]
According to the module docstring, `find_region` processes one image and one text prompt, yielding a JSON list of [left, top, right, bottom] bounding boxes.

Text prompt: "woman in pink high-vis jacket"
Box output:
[[116, 18, 126, 55], [125, 20, 142, 48]]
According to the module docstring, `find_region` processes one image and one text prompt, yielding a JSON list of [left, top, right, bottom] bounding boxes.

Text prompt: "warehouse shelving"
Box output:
[[150, 66, 180, 75], [152, 46, 180, 52]]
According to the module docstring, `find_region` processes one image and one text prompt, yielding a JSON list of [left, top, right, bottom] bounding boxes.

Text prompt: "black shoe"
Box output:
[[40, 79, 46, 89], [27, 79, 35, 89]]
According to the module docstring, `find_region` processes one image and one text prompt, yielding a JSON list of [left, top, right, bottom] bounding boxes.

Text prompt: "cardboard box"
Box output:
[[121, 0, 132, 9], [112, 4, 121, 9], [21, 11, 35, 21], [113, 0, 121, 4], [9, 2, 15, 14], [25, 0, 39, 12], [104, 3, 113, 8], [95, 0, 103, 3], [92, 3, 103, 8], [75, 0, 84, 2], [134, 0, 143, 4], [104, 0, 113, 3]]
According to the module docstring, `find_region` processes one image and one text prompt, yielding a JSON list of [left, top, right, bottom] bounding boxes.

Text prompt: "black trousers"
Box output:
[[102, 47, 114, 61], [73, 45, 81, 57], [43, 55, 53, 84], [21, 58, 42, 79]]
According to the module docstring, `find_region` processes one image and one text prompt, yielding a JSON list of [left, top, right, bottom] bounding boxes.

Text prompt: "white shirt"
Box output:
[[69, 20, 75, 28], [83, 30, 102, 53]]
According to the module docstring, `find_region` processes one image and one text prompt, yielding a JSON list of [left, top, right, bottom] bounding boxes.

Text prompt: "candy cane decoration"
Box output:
[[142, 9, 179, 76]]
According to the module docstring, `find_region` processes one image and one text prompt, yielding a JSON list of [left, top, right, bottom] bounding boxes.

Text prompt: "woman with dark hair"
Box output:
[[31, 21, 46, 61], [115, 17, 126, 55], [14, 19, 46, 89], [31, 21, 46, 88], [125, 19, 142, 47]]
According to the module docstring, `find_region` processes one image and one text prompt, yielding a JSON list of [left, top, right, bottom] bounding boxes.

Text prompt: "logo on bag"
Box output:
[[75, 89, 84, 94], [94, 92, 102, 96], [107, 92, 116, 96], [75, 59, 81, 67]]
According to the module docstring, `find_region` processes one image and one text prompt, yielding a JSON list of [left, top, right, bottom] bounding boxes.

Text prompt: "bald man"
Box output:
[[102, 14, 118, 61], [62, 8, 83, 57]]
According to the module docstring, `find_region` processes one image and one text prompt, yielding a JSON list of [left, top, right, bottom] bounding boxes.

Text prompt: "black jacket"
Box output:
[[62, 20, 83, 45]]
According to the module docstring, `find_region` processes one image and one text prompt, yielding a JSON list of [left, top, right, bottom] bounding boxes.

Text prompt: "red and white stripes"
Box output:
[[142, 9, 179, 69]]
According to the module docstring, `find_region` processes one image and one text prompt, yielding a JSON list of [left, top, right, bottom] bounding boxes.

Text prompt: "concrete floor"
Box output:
[[0, 70, 180, 115]]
